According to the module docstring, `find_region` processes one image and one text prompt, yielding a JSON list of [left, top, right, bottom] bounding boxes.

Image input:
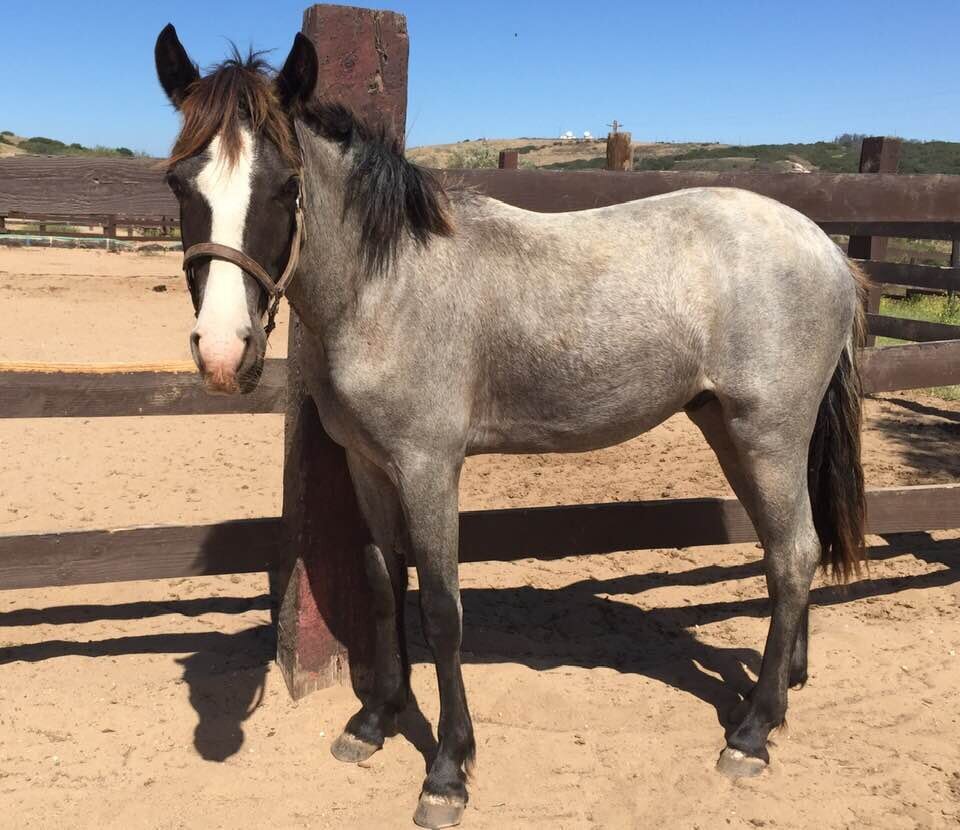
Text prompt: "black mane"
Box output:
[[297, 101, 453, 273]]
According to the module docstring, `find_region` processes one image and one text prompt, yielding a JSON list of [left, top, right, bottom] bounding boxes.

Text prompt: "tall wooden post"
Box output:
[[273, 3, 409, 701], [606, 131, 632, 171], [848, 136, 901, 346]]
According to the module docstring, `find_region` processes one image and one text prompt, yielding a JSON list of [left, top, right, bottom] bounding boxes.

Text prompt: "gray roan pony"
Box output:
[[156, 26, 867, 829]]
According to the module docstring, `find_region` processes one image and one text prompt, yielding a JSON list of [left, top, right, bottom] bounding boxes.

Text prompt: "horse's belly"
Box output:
[[467, 382, 688, 455]]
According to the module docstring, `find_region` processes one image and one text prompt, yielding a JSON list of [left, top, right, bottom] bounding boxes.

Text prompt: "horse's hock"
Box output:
[[1, 3, 960, 704]]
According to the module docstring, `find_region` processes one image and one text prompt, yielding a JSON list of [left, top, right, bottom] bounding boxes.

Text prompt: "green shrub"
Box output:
[[541, 156, 606, 171], [447, 143, 499, 169]]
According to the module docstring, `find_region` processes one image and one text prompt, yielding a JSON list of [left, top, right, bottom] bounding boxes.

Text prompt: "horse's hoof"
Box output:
[[330, 731, 381, 764], [716, 747, 768, 779], [413, 793, 465, 829]]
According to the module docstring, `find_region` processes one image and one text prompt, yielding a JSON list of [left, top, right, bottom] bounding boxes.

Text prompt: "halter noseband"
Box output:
[[181, 189, 305, 339]]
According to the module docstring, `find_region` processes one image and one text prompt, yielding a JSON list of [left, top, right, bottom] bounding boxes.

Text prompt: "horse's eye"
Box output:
[[283, 175, 300, 197]]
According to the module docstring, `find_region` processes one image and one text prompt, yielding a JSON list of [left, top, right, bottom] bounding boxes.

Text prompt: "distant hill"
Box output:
[[406, 137, 716, 170], [408, 135, 960, 175], [635, 138, 960, 175], [0, 130, 140, 158]]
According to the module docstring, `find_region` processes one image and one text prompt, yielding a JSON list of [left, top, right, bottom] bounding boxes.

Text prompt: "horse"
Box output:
[[155, 26, 867, 829]]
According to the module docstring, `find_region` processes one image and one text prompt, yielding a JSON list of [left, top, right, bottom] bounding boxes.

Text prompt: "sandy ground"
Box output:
[[0, 247, 958, 829]]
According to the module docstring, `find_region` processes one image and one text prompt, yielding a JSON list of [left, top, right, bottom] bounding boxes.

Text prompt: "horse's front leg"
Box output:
[[331, 451, 410, 763], [401, 454, 474, 830]]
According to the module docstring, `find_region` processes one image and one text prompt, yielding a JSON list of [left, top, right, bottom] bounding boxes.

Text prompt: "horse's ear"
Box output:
[[276, 33, 318, 110], [155, 23, 199, 109]]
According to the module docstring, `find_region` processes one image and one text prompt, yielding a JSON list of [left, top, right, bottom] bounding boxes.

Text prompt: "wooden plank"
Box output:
[[820, 221, 960, 240], [866, 314, 960, 343], [860, 260, 960, 293], [1, 485, 956, 591], [5, 155, 960, 229], [0, 157, 176, 216], [446, 169, 960, 225], [5, 334, 955, 420], [0, 359, 286, 418], [459, 495, 753, 559], [461, 483, 960, 560], [0, 518, 285, 590], [498, 150, 519, 170], [862, 339, 960, 393], [863, 484, 960, 535]]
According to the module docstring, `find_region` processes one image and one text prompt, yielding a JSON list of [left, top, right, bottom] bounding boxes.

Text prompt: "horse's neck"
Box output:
[[285, 187, 522, 348]]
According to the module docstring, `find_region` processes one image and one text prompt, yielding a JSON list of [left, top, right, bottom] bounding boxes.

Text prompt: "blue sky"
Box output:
[[3, 0, 959, 157]]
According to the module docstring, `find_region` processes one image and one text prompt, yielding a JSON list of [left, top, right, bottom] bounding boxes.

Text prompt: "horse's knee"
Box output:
[[419, 586, 463, 652]]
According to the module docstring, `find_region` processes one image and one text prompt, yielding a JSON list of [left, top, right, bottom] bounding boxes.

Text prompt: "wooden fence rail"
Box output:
[[4, 156, 960, 232], [0, 360, 285, 418], [4, 338, 959, 422], [2, 484, 957, 592]]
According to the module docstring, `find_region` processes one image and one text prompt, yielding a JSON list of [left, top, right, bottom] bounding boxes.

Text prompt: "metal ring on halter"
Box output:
[[181, 189, 305, 338]]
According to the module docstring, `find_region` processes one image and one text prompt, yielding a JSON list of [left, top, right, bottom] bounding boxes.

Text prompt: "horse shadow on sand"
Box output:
[[0, 527, 956, 766]]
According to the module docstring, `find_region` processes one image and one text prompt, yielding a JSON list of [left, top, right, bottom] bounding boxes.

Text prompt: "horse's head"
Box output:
[[154, 25, 318, 394]]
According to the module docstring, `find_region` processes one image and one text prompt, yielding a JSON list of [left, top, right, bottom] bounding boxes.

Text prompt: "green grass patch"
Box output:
[[541, 156, 606, 171], [877, 294, 960, 400]]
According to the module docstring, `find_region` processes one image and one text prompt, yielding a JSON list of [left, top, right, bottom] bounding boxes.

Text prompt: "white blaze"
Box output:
[[193, 129, 256, 371]]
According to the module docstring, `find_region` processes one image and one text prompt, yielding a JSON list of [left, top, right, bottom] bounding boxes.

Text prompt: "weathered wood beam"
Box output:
[[860, 260, 960, 293], [4, 155, 960, 230], [0, 360, 285, 418], [2, 484, 957, 591], [5, 338, 960, 420], [273, 3, 410, 701], [862, 339, 960, 393], [867, 314, 960, 343], [0, 518, 284, 590]]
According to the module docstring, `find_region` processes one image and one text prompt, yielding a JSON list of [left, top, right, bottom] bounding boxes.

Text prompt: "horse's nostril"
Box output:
[[189, 331, 204, 371]]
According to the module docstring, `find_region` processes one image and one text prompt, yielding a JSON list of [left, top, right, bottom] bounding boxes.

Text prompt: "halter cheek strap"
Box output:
[[181, 191, 305, 339]]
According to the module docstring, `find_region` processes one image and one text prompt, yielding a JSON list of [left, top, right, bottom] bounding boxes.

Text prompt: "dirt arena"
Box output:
[[1, 247, 958, 829]]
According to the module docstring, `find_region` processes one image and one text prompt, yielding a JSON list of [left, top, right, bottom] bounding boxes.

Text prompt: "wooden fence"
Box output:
[[2, 3, 960, 700]]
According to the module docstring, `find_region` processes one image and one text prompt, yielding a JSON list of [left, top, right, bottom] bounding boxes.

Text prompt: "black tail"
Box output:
[[807, 261, 868, 581]]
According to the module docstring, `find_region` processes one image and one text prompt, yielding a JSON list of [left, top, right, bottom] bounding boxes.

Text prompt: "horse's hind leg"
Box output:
[[688, 400, 811, 690], [687, 397, 820, 776], [331, 451, 410, 763]]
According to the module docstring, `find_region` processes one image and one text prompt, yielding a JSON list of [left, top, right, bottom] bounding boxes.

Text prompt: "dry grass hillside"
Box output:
[[406, 137, 722, 170], [409, 135, 960, 174], [0, 132, 27, 157]]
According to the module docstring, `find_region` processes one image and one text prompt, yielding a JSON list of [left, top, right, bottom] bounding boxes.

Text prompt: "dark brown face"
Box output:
[[165, 134, 299, 394], [155, 23, 317, 394]]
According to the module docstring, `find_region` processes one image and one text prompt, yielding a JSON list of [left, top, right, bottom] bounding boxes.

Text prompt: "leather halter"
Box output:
[[181, 190, 305, 338]]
